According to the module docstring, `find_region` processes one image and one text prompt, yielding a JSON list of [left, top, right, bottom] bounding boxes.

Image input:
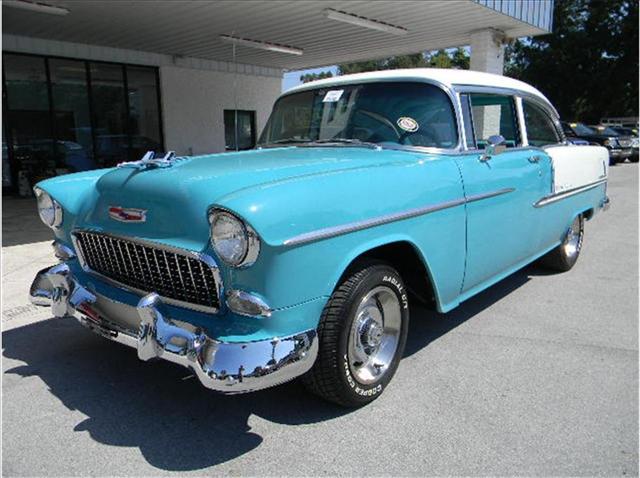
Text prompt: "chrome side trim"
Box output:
[[533, 178, 607, 208], [283, 188, 515, 247], [71, 230, 224, 314]]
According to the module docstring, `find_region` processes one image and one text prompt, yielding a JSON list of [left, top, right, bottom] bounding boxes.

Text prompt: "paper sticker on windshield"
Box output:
[[323, 90, 344, 103], [397, 117, 419, 133]]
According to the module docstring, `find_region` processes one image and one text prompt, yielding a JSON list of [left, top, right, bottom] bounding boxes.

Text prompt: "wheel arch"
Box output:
[[332, 236, 440, 311]]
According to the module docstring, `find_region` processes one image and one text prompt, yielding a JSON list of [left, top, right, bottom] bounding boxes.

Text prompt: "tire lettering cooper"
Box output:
[[382, 275, 409, 309], [343, 355, 383, 397]]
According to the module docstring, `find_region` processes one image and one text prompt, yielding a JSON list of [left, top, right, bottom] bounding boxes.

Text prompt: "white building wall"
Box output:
[[160, 66, 280, 155]]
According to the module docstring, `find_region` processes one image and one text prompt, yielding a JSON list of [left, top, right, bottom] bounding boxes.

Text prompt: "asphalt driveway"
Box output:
[[2, 164, 638, 476]]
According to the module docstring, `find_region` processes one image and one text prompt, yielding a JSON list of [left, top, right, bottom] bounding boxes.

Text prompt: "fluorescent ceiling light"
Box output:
[[3, 0, 69, 15], [220, 35, 303, 56], [324, 9, 408, 36]]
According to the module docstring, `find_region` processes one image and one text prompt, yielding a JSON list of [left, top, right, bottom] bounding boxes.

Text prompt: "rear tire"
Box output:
[[539, 215, 584, 272], [302, 262, 409, 407]]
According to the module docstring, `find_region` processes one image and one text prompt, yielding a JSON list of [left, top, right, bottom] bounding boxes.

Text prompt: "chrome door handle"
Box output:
[[528, 155, 542, 163]]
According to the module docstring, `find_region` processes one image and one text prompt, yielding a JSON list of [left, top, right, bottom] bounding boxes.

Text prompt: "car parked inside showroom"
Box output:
[[30, 69, 610, 407], [561, 121, 631, 164]]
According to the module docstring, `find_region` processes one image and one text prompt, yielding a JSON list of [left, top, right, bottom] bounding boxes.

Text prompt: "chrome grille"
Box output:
[[618, 138, 632, 148], [73, 231, 220, 312]]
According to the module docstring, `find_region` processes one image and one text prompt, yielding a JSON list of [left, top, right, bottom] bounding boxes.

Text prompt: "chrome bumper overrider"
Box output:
[[29, 263, 318, 393]]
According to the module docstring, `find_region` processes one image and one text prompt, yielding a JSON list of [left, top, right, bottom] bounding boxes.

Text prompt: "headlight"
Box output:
[[208, 209, 260, 267], [35, 188, 63, 228], [604, 137, 618, 147]]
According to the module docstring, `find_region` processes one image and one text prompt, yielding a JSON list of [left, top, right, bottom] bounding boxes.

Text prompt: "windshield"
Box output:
[[570, 123, 596, 135], [259, 82, 458, 149], [590, 125, 620, 136]]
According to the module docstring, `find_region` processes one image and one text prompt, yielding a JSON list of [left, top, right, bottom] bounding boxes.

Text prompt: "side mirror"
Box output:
[[480, 135, 506, 161]]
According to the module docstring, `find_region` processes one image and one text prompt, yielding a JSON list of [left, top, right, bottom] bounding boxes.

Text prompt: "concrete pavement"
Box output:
[[2, 164, 638, 476]]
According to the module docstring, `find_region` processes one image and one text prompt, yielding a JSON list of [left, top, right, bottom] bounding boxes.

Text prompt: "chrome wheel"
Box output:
[[562, 216, 583, 259], [348, 285, 402, 385]]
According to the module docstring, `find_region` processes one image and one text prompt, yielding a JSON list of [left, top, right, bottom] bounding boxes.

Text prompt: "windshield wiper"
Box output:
[[263, 138, 313, 145], [309, 138, 382, 149]]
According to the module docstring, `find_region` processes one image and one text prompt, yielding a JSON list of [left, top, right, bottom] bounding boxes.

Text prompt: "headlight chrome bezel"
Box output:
[[208, 208, 260, 268], [35, 188, 63, 229]]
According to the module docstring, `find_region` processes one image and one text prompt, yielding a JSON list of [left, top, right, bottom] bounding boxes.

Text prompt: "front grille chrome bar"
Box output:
[[72, 230, 223, 314]]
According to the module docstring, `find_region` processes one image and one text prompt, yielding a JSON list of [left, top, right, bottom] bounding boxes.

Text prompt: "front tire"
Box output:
[[539, 215, 584, 272], [303, 262, 409, 407]]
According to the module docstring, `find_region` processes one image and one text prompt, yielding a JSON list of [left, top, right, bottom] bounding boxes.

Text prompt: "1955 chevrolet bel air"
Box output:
[[30, 69, 610, 407]]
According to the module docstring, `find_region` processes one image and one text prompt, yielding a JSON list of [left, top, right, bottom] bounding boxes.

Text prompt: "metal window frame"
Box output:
[[224, 109, 257, 151]]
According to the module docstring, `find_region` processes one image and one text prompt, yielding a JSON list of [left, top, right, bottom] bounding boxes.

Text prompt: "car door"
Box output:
[[456, 92, 550, 295], [522, 99, 582, 251]]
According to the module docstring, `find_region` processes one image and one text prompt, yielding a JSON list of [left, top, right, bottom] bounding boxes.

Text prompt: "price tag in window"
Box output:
[[322, 90, 344, 103]]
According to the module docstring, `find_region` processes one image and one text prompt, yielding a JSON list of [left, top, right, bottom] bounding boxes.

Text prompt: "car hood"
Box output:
[[45, 146, 428, 248]]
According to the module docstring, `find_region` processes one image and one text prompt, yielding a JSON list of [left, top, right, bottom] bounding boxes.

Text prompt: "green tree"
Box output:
[[505, 0, 638, 122], [450, 47, 470, 69], [337, 49, 469, 75], [300, 71, 334, 83], [338, 53, 429, 75], [428, 49, 452, 68]]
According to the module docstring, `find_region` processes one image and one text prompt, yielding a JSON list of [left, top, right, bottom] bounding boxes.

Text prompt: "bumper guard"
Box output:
[[29, 264, 318, 393]]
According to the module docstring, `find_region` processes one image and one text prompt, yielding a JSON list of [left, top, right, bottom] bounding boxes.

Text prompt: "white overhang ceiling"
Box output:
[[2, 0, 551, 70]]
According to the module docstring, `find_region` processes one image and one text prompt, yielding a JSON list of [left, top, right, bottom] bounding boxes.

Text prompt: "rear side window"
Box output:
[[468, 93, 520, 148], [523, 101, 560, 147]]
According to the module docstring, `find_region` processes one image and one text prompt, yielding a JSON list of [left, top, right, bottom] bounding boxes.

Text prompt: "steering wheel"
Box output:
[[398, 129, 439, 146]]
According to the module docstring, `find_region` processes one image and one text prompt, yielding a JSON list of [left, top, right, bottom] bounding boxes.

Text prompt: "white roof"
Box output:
[[286, 68, 554, 112]]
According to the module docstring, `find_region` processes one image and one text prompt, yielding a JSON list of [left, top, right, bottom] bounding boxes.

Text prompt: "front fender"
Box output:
[[227, 155, 467, 316]]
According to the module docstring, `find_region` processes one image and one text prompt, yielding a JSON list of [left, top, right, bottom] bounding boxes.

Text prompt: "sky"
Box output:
[[282, 65, 338, 91]]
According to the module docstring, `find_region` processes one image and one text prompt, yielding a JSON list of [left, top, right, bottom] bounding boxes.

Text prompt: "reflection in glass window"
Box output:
[[260, 82, 457, 149], [4, 54, 55, 191], [523, 101, 559, 147], [126, 66, 162, 161], [2, 125, 11, 187], [224, 110, 256, 151], [49, 58, 96, 172], [90, 63, 127, 167], [469, 94, 520, 148]]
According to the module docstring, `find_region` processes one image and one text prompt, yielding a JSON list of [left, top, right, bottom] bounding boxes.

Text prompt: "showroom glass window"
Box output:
[[224, 110, 256, 151], [2, 53, 163, 195]]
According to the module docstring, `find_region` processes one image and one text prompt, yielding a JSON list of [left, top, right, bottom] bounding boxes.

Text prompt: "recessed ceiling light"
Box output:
[[3, 0, 69, 16], [220, 35, 303, 56], [324, 9, 408, 36]]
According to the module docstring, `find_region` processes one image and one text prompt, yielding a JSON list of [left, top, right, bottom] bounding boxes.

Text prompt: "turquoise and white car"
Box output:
[[30, 69, 610, 407]]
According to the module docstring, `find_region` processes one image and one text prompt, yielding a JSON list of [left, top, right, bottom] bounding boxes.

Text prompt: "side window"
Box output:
[[523, 101, 560, 147], [460, 94, 476, 149], [468, 93, 520, 149]]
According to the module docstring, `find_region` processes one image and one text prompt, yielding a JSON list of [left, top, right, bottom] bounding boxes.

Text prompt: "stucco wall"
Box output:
[[160, 66, 281, 155]]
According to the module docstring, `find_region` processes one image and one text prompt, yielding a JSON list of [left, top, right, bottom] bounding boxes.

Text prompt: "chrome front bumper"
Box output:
[[29, 263, 318, 393]]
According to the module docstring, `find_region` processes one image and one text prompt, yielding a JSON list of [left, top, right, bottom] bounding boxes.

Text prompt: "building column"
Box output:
[[469, 28, 505, 74]]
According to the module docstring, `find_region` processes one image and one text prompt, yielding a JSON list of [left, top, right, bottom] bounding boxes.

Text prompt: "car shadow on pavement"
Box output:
[[2, 263, 543, 472]]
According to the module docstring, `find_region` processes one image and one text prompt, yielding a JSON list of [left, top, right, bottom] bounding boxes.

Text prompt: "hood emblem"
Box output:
[[109, 206, 147, 223]]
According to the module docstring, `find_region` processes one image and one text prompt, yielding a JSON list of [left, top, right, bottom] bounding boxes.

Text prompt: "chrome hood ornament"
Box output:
[[118, 150, 179, 170]]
